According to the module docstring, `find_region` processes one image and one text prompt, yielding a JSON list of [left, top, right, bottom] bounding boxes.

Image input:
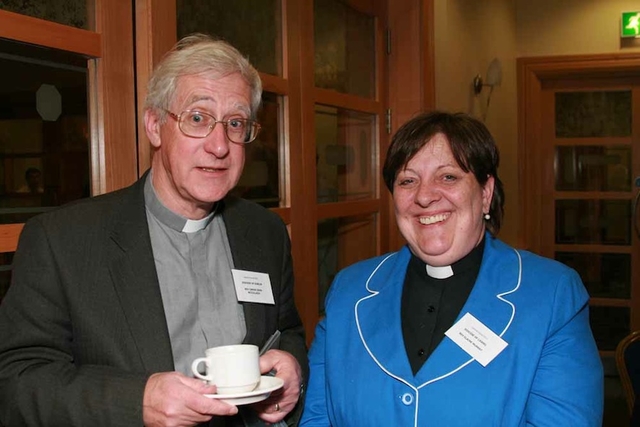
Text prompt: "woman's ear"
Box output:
[[482, 175, 495, 213], [144, 109, 162, 148]]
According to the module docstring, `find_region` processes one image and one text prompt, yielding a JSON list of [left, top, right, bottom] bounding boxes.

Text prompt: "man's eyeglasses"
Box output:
[[165, 109, 261, 144]]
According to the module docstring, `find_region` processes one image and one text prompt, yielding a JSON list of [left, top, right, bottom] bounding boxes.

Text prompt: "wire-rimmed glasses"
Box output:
[[165, 109, 261, 144]]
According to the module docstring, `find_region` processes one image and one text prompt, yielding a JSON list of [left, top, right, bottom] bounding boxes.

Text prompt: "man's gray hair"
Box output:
[[145, 33, 262, 123]]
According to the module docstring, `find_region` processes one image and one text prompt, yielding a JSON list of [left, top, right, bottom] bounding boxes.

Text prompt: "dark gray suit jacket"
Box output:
[[0, 173, 307, 426]]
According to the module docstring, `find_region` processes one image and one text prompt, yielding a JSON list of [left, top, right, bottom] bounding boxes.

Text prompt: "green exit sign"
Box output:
[[622, 11, 640, 38]]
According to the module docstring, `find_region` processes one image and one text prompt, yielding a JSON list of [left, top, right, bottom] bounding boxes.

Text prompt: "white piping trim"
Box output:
[[495, 248, 523, 337], [355, 253, 421, 426]]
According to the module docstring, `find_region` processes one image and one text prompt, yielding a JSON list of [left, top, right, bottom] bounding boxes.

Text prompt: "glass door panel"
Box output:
[[555, 199, 631, 245], [317, 213, 377, 315], [555, 145, 632, 192], [315, 105, 376, 203], [555, 91, 631, 137], [0, 40, 90, 225], [314, 0, 375, 98], [556, 252, 631, 299], [230, 93, 283, 208], [0, 0, 92, 29], [312, 0, 385, 318], [176, 0, 282, 76]]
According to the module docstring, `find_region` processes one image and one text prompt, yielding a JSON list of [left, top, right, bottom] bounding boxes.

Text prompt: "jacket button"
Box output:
[[401, 393, 414, 405]]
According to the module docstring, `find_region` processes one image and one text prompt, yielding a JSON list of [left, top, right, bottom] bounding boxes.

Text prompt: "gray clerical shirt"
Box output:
[[144, 175, 246, 376]]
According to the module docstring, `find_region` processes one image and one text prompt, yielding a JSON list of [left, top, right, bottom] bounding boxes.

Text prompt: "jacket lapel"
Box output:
[[415, 236, 521, 385], [107, 176, 174, 373], [355, 249, 416, 382], [221, 198, 267, 346]]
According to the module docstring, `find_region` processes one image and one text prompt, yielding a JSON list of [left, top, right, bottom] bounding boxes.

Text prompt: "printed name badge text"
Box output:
[[445, 312, 508, 367], [232, 269, 275, 305]]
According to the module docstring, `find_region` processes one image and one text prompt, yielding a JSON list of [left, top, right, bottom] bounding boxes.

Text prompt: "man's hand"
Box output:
[[252, 349, 303, 424], [142, 371, 238, 427]]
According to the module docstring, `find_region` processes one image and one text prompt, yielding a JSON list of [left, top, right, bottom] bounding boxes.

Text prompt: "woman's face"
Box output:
[[392, 133, 494, 266]]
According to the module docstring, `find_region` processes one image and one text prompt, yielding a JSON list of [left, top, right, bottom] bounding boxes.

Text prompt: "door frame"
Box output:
[[517, 53, 640, 331]]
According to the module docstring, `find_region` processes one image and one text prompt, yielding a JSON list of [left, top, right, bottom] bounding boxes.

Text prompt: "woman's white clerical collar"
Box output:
[[425, 264, 454, 279]]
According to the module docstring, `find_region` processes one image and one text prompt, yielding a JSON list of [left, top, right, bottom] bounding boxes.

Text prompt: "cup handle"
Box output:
[[191, 357, 209, 381]]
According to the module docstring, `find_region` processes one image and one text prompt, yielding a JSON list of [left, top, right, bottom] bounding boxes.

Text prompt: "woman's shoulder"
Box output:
[[488, 236, 580, 279], [326, 249, 407, 296], [487, 237, 587, 305], [339, 249, 406, 277]]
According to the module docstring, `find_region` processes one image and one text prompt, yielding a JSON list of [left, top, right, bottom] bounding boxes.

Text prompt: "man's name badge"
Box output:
[[232, 269, 275, 305], [445, 312, 508, 367]]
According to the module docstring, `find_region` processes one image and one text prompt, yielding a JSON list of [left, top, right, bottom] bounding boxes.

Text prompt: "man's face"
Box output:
[[145, 72, 251, 219]]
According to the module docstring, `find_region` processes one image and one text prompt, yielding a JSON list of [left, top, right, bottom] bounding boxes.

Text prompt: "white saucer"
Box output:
[[204, 376, 284, 405]]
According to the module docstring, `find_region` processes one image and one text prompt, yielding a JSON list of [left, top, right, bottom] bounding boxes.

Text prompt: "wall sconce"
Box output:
[[472, 58, 502, 121], [473, 58, 502, 96]]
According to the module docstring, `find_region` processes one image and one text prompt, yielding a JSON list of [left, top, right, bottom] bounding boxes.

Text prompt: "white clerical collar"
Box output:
[[144, 172, 217, 233], [182, 216, 212, 233], [425, 264, 454, 279]]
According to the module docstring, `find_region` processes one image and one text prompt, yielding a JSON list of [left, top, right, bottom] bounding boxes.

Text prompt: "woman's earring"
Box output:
[[484, 213, 491, 220]]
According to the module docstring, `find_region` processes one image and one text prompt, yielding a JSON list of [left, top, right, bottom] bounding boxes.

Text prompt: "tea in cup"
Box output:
[[191, 344, 261, 394]]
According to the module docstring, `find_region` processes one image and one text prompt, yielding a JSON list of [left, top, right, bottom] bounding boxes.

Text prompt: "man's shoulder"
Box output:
[[29, 180, 142, 228]]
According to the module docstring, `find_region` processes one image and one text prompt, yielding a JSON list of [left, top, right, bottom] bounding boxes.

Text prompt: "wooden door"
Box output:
[[539, 76, 640, 356], [519, 54, 640, 422]]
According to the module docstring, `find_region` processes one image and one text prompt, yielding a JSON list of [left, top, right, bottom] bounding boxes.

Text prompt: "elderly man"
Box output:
[[0, 34, 307, 427]]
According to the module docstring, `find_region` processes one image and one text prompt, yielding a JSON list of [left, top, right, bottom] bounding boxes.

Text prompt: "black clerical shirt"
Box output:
[[401, 239, 485, 375]]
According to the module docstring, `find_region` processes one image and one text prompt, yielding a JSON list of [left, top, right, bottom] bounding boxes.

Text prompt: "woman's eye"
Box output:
[[397, 178, 415, 186], [443, 174, 457, 182]]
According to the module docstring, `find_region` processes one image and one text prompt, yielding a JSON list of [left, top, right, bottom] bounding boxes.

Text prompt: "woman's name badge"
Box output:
[[445, 312, 508, 367], [231, 269, 275, 305]]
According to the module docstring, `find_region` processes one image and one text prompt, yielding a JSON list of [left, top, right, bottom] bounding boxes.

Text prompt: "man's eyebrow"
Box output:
[[186, 96, 251, 115], [188, 95, 213, 104]]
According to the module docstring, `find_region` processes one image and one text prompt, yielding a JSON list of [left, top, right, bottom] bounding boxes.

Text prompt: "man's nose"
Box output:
[[204, 123, 230, 157]]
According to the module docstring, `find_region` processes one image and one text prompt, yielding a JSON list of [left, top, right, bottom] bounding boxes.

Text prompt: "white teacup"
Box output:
[[191, 344, 261, 395]]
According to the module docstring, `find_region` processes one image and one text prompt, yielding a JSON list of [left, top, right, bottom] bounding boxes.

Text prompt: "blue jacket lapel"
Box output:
[[356, 236, 521, 386], [415, 235, 520, 384], [355, 250, 415, 382]]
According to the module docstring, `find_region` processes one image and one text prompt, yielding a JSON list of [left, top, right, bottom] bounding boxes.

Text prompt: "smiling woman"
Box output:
[[300, 111, 604, 427]]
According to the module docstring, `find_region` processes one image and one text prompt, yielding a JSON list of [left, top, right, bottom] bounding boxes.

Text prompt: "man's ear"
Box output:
[[144, 109, 162, 148]]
